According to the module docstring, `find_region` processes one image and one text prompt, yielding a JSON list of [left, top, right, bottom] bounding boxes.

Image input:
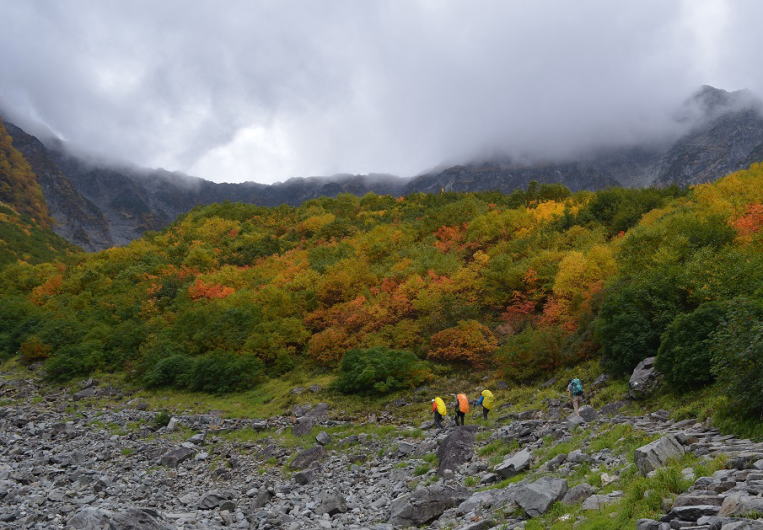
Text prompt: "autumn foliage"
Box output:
[[1, 167, 762, 396]]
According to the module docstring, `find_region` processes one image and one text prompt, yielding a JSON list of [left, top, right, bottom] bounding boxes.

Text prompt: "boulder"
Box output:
[[315, 430, 331, 446], [290, 445, 326, 470], [578, 405, 597, 422], [636, 520, 668, 530], [306, 403, 329, 418], [166, 417, 179, 432], [437, 425, 477, 475], [515, 477, 568, 517], [599, 400, 628, 416], [398, 441, 415, 456], [581, 494, 618, 511], [67, 507, 170, 529], [562, 483, 596, 504], [316, 492, 348, 516], [388, 485, 469, 526], [629, 357, 662, 399], [634, 435, 685, 475], [566, 413, 586, 429], [158, 446, 195, 468], [294, 470, 313, 485], [720, 522, 763, 530], [666, 504, 719, 521], [494, 448, 532, 478], [719, 494, 763, 516], [292, 416, 317, 436], [198, 489, 235, 510]]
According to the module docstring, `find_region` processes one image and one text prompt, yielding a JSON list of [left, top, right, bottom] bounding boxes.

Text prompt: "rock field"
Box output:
[[2, 373, 763, 529]]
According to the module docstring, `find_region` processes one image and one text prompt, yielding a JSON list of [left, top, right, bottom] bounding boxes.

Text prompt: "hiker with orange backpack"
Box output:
[[452, 393, 470, 425]]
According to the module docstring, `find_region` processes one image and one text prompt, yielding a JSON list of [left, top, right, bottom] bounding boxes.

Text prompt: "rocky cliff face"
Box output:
[[4, 86, 763, 251]]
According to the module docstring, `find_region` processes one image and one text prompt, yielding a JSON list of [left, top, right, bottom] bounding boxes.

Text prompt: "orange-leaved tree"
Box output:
[[427, 319, 498, 367]]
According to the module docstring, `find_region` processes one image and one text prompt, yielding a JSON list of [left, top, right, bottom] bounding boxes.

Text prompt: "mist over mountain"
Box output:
[[2, 85, 763, 251]]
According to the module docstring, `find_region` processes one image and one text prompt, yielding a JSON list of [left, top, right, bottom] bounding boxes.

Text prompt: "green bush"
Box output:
[[497, 326, 572, 383], [143, 354, 194, 388], [656, 302, 728, 391], [711, 298, 763, 419], [185, 351, 263, 394], [44, 347, 98, 383], [144, 351, 263, 393], [334, 347, 429, 395], [597, 268, 691, 376]]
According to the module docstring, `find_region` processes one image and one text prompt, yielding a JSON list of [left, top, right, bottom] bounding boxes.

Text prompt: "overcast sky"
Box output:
[[1, 0, 762, 184]]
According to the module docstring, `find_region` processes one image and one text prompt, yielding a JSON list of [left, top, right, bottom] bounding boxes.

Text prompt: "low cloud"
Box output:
[[2, 0, 762, 183]]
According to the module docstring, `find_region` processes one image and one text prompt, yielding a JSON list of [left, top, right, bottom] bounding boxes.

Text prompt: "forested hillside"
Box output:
[[1, 166, 762, 419], [0, 122, 78, 266]]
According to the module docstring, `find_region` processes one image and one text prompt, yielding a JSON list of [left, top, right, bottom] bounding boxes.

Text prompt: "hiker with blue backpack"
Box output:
[[567, 378, 584, 414]]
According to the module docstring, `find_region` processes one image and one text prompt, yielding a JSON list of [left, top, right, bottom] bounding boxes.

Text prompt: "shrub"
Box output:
[[656, 301, 728, 391], [185, 351, 263, 394], [427, 320, 498, 368], [597, 269, 691, 376], [153, 410, 171, 429], [710, 298, 763, 418], [497, 326, 572, 382], [334, 347, 430, 395], [44, 349, 96, 383], [143, 354, 194, 388]]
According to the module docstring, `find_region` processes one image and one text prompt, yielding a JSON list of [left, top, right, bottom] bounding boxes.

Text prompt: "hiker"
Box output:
[[431, 397, 447, 429], [567, 378, 584, 414], [476, 389, 494, 420], [452, 393, 470, 426]]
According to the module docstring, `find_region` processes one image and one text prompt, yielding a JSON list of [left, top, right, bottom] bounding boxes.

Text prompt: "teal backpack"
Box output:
[[570, 378, 583, 395]]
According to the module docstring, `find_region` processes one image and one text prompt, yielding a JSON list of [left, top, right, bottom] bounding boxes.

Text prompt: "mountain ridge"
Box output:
[[4, 85, 763, 251]]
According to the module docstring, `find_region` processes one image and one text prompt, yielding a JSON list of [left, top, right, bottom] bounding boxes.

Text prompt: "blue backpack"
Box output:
[[570, 378, 583, 395]]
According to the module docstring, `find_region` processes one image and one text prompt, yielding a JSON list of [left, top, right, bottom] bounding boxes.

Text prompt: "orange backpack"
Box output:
[[457, 393, 470, 413]]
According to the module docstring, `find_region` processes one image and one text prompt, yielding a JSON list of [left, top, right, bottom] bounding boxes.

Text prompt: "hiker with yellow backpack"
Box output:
[[476, 389, 495, 420], [431, 396, 447, 429]]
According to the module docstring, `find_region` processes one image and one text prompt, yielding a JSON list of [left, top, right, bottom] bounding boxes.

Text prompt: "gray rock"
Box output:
[[581, 494, 617, 511], [578, 405, 597, 422], [292, 416, 317, 436], [316, 492, 348, 516], [306, 403, 329, 418], [437, 425, 477, 475], [629, 357, 662, 399], [398, 441, 415, 456], [719, 493, 763, 516], [294, 470, 313, 485], [515, 477, 568, 517], [562, 483, 596, 504], [721, 522, 763, 530], [166, 417, 179, 432], [188, 432, 205, 445], [67, 507, 170, 529], [634, 434, 685, 475], [457, 521, 496, 530], [599, 400, 628, 416], [494, 448, 532, 478], [567, 449, 589, 463], [667, 504, 720, 521], [636, 519, 669, 530], [251, 487, 273, 509], [198, 489, 235, 510], [389, 485, 469, 526], [315, 431, 331, 446], [566, 413, 586, 429], [290, 446, 326, 470], [159, 446, 195, 468]]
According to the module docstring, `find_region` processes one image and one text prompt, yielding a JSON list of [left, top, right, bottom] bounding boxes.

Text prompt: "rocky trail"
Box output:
[[1, 372, 763, 530]]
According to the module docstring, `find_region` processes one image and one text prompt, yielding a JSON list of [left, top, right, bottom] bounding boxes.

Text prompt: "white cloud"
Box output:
[[1, 0, 761, 183]]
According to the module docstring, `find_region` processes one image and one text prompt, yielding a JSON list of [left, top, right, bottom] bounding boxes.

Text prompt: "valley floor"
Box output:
[[2, 368, 763, 529]]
